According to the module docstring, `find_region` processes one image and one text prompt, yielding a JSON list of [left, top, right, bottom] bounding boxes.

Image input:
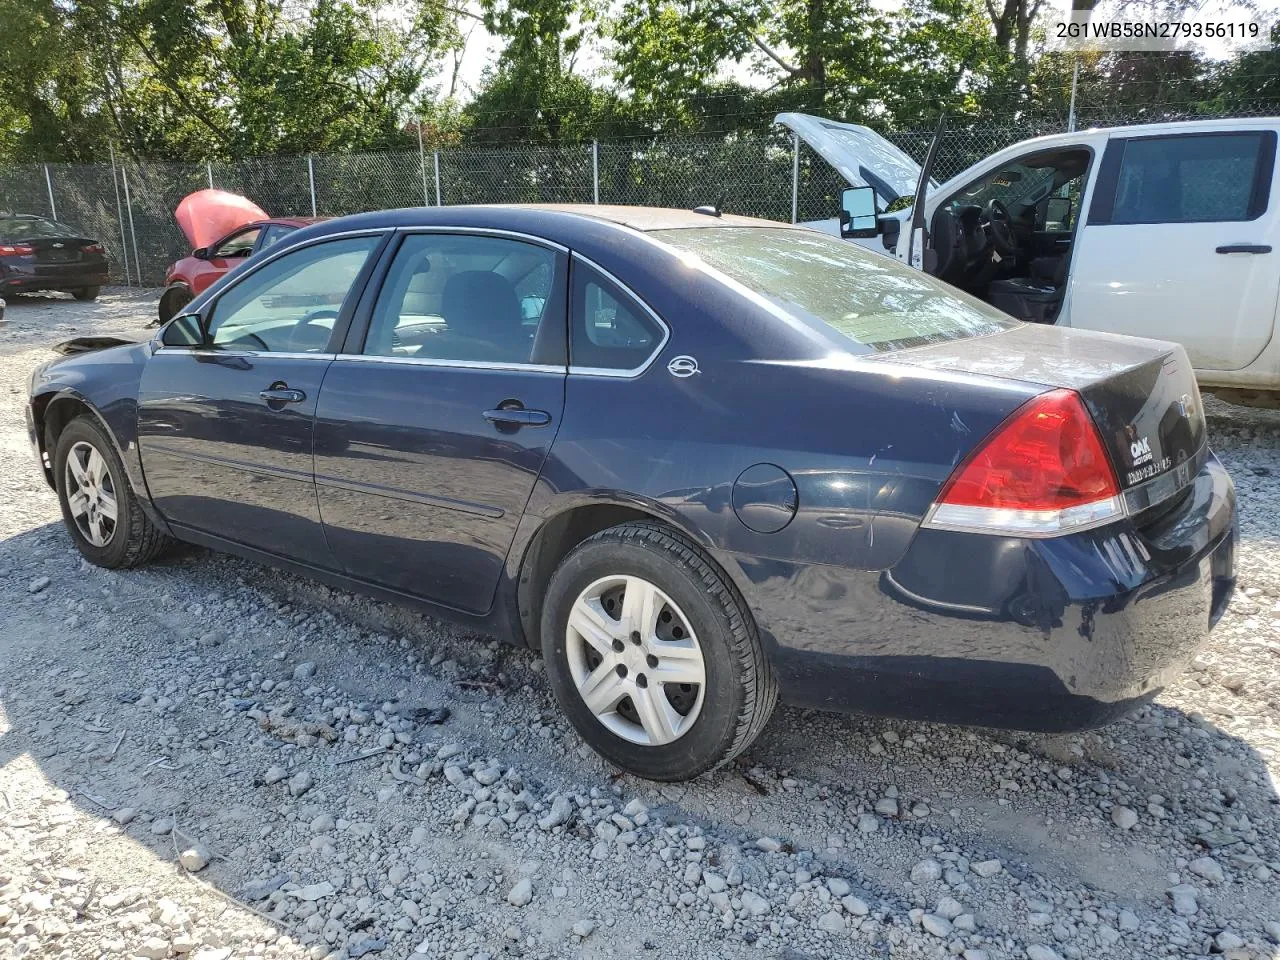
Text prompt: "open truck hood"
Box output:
[[175, 189, 268, 251], [775, 113, 936, 206]]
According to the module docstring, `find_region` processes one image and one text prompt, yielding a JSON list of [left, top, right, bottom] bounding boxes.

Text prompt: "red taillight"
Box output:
[[924, 389, 1123, 537], [82, 243, 104, 254], [0, 244, 33, 256]]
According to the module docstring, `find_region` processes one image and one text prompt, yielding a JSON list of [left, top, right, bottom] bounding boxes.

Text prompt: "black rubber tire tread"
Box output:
[[542, 520, 777, 780], [73, 286, 100, 302], [54, 415, 171, 569]]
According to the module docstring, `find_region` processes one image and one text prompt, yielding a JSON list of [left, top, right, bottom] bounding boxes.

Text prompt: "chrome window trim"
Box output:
[[568, 252, 670, 379], [334, 353, 564, 375], [153, 347, 336, 361], [208, 228, 389, 291], [392, 224, 571, 254]]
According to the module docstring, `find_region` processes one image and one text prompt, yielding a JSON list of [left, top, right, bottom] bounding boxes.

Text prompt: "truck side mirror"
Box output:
[[839, 186, 880, 239]]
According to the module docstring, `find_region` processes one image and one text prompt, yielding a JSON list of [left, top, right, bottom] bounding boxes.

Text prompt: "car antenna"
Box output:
[[692, 205, 721, 218]]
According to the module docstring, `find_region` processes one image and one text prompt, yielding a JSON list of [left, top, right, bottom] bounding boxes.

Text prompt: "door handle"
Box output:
[[260, 387, 306, 404], [483, 407, 551, 427], [1216, 244, 1272, 255]]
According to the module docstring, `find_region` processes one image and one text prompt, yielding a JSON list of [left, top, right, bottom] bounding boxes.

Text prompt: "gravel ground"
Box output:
[[1, 287, 1279, 960]]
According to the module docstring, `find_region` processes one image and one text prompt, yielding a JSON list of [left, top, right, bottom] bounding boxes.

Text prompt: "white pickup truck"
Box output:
[[779, 112, 1280, 406]]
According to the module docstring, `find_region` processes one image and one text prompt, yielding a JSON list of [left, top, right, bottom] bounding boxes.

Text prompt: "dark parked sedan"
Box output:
[[25, 205, 1235, 781], [1, 215, 109, 300]]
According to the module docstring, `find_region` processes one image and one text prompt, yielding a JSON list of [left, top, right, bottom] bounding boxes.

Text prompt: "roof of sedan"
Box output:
[[490, 204, 797, 232]]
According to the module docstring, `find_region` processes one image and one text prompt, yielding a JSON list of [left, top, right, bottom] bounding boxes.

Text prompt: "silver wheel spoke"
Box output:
[[97, 491, 118, 522], [67, 489, 90, 519], [568, 599, 619, 657], [578, 661, 627, 715], [621, 576, 661, 640], [631, 684, 680, 744], [650, 655, 704, 688], [88, 514, 105, 545], [86, 448, 107, 486], [67, 451, 89, 487]]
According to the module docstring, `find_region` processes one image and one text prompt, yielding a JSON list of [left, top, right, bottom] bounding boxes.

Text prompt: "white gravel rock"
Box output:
[[740, 891, 770, 917], [1188, 856, 1225, 883], [921, 913, 952, 937], [911, 859, 943, 883], [178, 843, 211, 872], [1110, 805, 1139, 830], [507, 878, 533, 906], [817, 910, 847, 933], [971, 858, 1002, 877]]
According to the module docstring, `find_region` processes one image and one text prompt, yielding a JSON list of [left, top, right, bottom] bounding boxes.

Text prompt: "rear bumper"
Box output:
[[751, 453, 1236, 732], [1, 262, 109, 292]]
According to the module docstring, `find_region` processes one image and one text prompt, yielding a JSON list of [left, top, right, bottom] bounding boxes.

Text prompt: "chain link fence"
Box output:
[[0, 120, 1203, 287]]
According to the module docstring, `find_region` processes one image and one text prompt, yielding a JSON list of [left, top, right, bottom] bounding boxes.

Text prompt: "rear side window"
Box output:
[[570, 264, 666, 372], [651, 227, 1014, 354], [1111, 133, 1272, 224]]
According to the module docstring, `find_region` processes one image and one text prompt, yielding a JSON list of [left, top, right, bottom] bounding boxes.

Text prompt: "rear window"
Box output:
[[0, 217, 75, 239], [650, 227, 1015, 354]]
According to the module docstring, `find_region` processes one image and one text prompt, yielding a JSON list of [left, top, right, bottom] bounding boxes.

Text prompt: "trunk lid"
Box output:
[[775, 112, 937, 206], [875, 323, 1206, 508], [30, 236, 89, 267]]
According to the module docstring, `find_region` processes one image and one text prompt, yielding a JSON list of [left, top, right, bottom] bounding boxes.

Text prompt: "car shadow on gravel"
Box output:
[[3, 516, 1280, 959]]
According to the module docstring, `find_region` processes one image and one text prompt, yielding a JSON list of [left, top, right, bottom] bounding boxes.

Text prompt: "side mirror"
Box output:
[[839, 186, 880, 239], [191, 247, 210, 260], [1045, 196, 1074, 229], [160, 313, 205, 347]]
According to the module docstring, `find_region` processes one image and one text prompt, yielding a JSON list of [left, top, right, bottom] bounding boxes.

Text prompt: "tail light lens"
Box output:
[[82, 243, 105, 254], [0, 244, 33, 256], [923, 388, 1123, 537]]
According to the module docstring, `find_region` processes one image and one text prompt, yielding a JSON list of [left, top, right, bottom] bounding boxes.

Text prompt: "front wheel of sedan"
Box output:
[[54, 416, 170, 568], [541, 522, 777, 781]]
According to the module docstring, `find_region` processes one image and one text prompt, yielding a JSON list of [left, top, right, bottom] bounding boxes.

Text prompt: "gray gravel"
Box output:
[[1, 288, 1279, 960]]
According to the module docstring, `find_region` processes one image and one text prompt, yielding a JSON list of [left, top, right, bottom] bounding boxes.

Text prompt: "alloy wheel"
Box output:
[[565, 575, 706, 746], [64, 440, 118, 548]]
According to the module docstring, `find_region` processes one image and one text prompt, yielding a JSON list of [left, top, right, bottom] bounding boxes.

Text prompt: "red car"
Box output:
[[158, 216, 321, 323]]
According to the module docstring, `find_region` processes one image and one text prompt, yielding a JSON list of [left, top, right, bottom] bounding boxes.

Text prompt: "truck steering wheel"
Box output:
[[984, 199, 1020, 257]]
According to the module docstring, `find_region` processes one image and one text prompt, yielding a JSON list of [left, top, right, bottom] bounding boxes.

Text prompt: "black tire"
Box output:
[[53, 415, 170, 569], [73, 286, 100, 302], [157, 286, 191, 324], [540, 521, 777, 781]]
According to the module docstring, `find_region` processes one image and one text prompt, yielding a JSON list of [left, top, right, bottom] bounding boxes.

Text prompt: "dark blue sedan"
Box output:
[[25, 205, 1236, 781]]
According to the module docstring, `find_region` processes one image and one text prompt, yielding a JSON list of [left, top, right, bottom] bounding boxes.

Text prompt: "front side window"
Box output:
[[212, 227, 261, 258], [652, 227, 1014, 354], [1112, 133, 1269, 224], [363, 233, 563, 365], [205, 236, 380, 353], [259, 224, 296, 250]]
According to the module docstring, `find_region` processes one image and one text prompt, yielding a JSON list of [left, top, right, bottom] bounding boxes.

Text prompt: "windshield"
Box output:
[[650, 227, 1016, 353], [0, 217, 76, 239]]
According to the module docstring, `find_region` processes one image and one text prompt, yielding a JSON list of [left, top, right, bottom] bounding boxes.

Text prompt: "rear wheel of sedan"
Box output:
[[54, 416, 170, 568], [73, 286, 100, 302], [541, 521, 776, 781]]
